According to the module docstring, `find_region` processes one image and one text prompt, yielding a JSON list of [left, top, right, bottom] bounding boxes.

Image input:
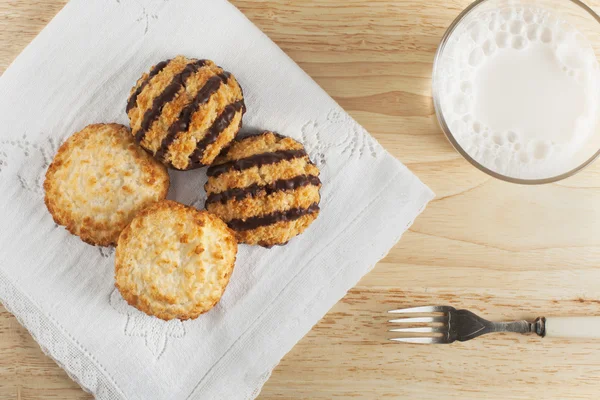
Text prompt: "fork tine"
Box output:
[[388, 305, 453, 314], [389, 337, 446, 344], [388, 316, 447, 324], [389, 326, 445, 333]]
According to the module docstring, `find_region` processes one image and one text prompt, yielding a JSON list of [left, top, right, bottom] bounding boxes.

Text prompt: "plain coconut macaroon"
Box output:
[[44, 123, 170, 246], [114, 200, 238, 320]]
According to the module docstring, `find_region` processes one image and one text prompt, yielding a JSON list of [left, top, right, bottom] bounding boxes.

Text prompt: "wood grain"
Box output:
[[2, 0, 600, 399]]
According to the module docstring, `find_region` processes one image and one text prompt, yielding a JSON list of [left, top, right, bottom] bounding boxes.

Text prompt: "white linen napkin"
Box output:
[[0, 0, 434, 398]]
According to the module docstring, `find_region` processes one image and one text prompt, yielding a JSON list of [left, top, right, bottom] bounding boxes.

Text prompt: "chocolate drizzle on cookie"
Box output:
[[126, 56, 246, 169], [134, 59, 208, 143], [188, 99, 246, 167], [204, 131, 321, 247], [206, 175, 321, 205], [207, 149, 307, 178], [156, 72, 231, 162], [227, 203, 320, 231], [126, 59, 170, 114]]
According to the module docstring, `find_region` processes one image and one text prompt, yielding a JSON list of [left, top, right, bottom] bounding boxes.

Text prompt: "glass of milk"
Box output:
[[433, 0, 600, 183]]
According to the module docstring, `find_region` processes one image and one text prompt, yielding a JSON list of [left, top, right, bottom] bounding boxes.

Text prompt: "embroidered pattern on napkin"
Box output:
[[301, 109, 382, 167], [0, 135, 60, 195], [109, 289, 186, 359]]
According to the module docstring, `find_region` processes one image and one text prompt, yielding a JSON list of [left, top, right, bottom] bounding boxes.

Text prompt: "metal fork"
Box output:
[[387, 305, 600, 343]]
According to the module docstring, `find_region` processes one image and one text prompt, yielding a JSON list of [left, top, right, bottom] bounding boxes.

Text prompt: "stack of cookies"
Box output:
[[44, 55, 321, 320]]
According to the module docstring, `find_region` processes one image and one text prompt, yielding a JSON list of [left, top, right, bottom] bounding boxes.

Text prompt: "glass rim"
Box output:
[[432, 0, 600, 185]]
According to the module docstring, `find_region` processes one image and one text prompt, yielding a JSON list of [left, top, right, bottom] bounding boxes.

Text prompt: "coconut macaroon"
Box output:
[[44, 123, 169, 246], [114, 200, 237, 320], [205, 131, 321, 248], [126, 55, 245, 170]]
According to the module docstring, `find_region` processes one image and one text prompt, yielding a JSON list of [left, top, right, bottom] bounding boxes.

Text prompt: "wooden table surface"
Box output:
[[3, 0, 600, 399]]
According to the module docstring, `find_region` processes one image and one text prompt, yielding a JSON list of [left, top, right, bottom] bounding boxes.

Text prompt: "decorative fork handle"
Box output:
[[491, 317, 600, 338], [544, 317, 600, 338], [488, 319, 544, 335]]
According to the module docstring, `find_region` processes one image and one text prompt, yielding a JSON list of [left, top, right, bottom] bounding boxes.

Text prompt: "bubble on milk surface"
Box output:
[[482, 39, 497, 56], [510, 20, 525, 35], [523, 9, 535, 23], [540, 27, 553, 43], [492, 132, 504, 146], [496, 31, 510, 48], [512, 36, 527, 50], [533, 141, 551, 160], [527, 24, 540, 41]]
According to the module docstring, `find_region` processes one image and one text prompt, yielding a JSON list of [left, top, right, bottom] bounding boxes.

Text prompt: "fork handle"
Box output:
[[544, 317, 600, 338]]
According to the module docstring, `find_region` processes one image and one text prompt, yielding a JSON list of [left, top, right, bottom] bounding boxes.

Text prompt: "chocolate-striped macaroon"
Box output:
[[126, 55, 245, 170], [205, 131, 321, 247]]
